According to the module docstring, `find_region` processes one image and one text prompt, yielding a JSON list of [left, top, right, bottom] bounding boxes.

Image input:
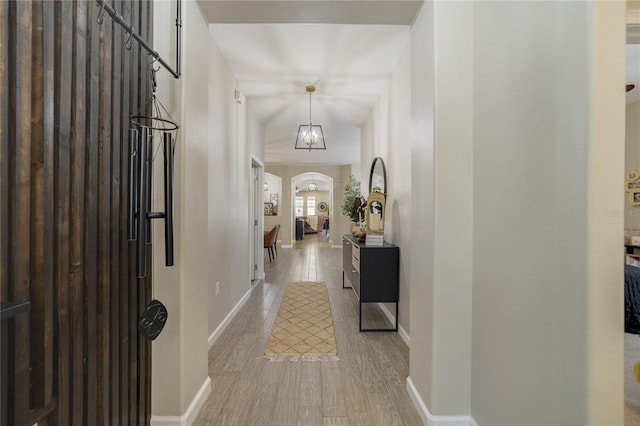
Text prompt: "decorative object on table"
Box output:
[[270, 193, 279, 215], [264, 202, 275, 216], [627, 166, 640, 206], [341, 174, 366, 232], [264, 281, 338, 361], [294, 85, 326, 151], [317, 201, 328, 213], [365, 157, 387, 246]]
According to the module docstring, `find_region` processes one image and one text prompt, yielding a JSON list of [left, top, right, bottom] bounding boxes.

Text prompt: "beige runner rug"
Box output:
[[264, 281, 338, 361]]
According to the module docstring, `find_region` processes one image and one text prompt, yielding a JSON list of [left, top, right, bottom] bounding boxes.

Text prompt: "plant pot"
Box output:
[[350, 222, 358, 235]]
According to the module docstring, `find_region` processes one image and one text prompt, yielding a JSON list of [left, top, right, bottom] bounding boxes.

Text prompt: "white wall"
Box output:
[[408, 1, 437, 415], [470, 2, 624, 425], [360, 41, 412, 336], [407, 1, 625, 424], [151, 0, 210, 418], [206, 30, 263, 340], [151, 0, 264, 420], [431, 1, 474, 415]]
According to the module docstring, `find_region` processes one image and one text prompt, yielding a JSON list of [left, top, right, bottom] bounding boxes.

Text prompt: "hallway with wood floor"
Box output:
[[193, 234, 422, 425]]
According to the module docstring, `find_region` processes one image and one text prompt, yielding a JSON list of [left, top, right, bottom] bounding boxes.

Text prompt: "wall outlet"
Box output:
[[215, 281, 220, 296]]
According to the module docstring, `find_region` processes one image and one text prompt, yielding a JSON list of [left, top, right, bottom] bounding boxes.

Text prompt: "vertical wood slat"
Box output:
[[70, 2, 88, 424], [85, 2, 100, 423], [0, 0, 9, 305], [120, 1, 133, 422], [0, 4, 10, 426], [138, 2, 150, 424], [53, 0, 73, 424], [10, 1, 34, 424], [129, 1, 140, 424], [42, 0, 56, 410], [30, 0, 55, 410], [109, 1, 123, 421], [144, 2, 154, 423], [30, 0, 45, 408], [97, 3, 113, 423]]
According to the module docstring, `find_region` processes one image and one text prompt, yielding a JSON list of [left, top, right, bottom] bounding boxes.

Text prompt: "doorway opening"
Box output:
[[291, 173, 334, 247]]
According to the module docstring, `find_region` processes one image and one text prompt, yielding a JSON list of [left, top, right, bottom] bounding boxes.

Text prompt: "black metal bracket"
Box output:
[[96, 0, 181, 79]]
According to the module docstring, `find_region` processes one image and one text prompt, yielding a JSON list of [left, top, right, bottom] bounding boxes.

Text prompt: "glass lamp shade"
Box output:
[[295, 124, 326, 150]]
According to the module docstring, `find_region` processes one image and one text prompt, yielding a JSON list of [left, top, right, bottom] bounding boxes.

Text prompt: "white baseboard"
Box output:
[[151, 376, 211, 426], [378, 303, 410, 346], [281, 244, 293, 248], [331, 244, 342, 249], [208, 287, 252, 348], [406, 377, 476, 426]]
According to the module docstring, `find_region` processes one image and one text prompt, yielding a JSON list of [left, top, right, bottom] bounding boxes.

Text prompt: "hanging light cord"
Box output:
[[309, 89, 312, 126]]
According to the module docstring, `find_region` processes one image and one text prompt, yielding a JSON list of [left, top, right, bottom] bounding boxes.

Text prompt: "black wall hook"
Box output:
[[126, 27, 135, 50], [96, 1, 106, 24]]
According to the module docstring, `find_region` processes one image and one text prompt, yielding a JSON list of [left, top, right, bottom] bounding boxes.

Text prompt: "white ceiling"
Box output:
[[199, 2, 640, 165], [209, 23, 411, 165], [200, 0, 416, 166]]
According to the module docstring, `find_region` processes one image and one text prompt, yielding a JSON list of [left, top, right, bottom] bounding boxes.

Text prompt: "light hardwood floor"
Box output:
[[193, 233, 423, 426]]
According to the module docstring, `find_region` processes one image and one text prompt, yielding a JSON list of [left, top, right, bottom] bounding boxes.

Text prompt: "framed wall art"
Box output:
[[627, 167, 640, 207]]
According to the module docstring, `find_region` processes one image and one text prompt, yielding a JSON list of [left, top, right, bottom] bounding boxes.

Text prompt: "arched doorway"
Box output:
[[290, 173, 334, 247]]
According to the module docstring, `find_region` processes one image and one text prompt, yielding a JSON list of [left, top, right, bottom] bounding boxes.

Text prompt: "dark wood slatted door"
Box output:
[[0, 1, 154, 424]]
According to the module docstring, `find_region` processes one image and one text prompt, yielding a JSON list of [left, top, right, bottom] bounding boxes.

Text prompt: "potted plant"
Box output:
[[341, 174, 366, 234]]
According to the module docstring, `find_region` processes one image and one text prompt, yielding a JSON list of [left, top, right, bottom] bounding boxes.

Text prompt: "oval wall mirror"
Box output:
[[369, 157, 387, 194]]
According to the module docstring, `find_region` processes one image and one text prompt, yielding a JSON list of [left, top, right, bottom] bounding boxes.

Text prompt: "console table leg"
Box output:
[[359, 302, 363, 332], [395, 302, 399, 332]]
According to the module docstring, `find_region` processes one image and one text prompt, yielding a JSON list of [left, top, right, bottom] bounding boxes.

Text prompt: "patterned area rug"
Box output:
[[264, 281, 338, 361]]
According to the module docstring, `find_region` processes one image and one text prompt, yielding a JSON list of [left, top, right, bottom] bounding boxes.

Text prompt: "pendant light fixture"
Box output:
[[295, 85, 326, 151]]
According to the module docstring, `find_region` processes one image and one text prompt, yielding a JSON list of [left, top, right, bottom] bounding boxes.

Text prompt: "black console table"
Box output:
[[342, 234, 399, 332]]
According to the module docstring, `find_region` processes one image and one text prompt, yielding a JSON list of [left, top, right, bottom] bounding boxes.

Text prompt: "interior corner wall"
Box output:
[[360, 40, 412, 335], [471, 1, 624, 425], [206, 34, 254, 340], [431, 1, 474, 415], [152, 0, 181, 416], [586, 2, 625, 421], [151, 0, 266, 419], [152, 0, 213, 417], [625, 101, 640, 229], [408, 0, 436, 412], [407, 1, 474, 417]]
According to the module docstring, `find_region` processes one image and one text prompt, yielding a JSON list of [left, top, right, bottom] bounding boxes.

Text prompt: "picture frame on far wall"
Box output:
[[264, 202, 274, 216], [627, 166, 640, 206], [270, 194, 278, 215]]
